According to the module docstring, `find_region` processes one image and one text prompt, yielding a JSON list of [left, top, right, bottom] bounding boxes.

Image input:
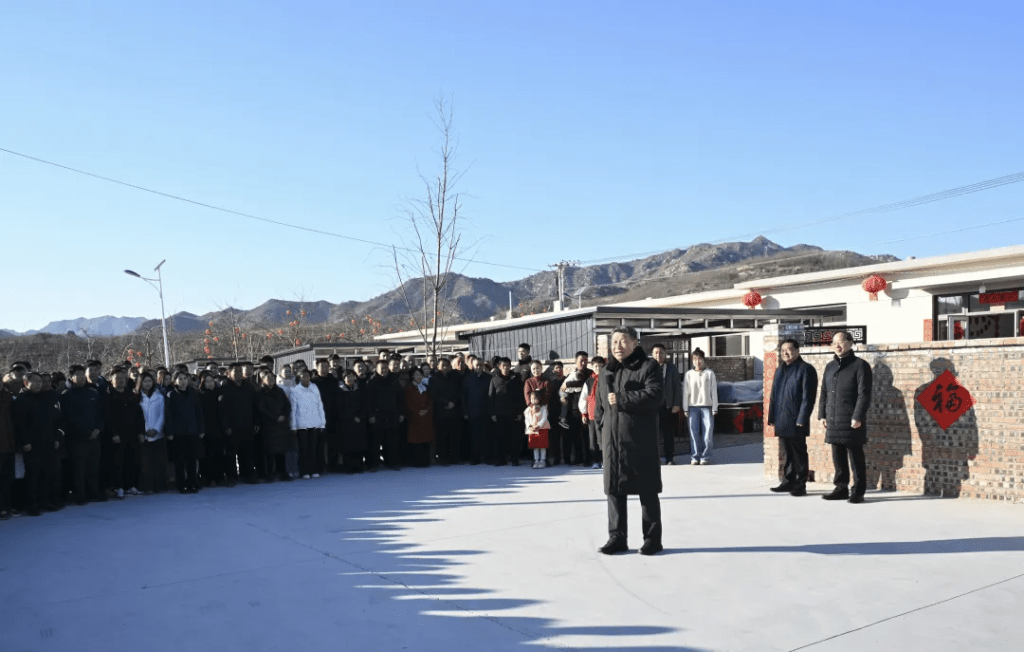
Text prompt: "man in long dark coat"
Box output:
[[767, 338, 818, 496], [818, 330, 873, 503], [594, 327, 665, 556]]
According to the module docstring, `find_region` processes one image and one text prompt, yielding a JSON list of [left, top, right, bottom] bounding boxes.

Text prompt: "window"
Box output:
[[711, 334, 749, 356], [936, 288, 1024, 340]]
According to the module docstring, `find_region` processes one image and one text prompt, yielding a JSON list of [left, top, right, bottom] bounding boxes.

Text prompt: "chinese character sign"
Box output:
[[915, 369, 975, 431], [803, 326, 867, 346]]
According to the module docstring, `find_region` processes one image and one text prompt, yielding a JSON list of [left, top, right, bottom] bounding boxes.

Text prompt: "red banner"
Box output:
[[979, 290, 1020, 305], [915, 369, 975, 431]]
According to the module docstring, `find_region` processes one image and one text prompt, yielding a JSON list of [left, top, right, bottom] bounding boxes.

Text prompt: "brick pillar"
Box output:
[[762, 325, 784, 480]]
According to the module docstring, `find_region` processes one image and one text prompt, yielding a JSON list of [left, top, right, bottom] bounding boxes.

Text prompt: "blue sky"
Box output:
[[1, 1, 1022, 332]]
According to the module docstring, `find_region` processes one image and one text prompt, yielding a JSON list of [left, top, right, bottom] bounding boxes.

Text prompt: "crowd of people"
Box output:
[[0, 340, 724, 524]]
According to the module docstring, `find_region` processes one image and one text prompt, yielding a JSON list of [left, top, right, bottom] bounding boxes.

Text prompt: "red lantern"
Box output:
[[294, 339, 301, 346], [135, 362, 141, 368], [278, 329, 284, 335], [267, 333, 273, 339], [326, 334, 332, 340], [742, 290, 763, 310], [208, 321, 213, 327], [286, 310, 292, 315], [862, 274, 887, 301], [127, 355, 133, 362], [300, 310, 306, 317], [242, 333, 247, 339], [204, 346, 211, 354], [360, 329, 365, 335], [234, 327, 240, 333], [205, 329, 211, 335], [213, 336, 219, 342], [339, 333, 345, 338]]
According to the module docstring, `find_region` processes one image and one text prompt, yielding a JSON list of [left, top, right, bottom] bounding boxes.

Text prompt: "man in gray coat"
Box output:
[[767, 339, 818, 496], [818, 331, 873, 503], [651, 344, 682, 465], [594, 327, 665, 556]]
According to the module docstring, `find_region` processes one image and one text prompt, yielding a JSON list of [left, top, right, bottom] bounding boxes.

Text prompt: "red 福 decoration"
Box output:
[[742, 290, 762, 310], [862, 274, 887, 301]]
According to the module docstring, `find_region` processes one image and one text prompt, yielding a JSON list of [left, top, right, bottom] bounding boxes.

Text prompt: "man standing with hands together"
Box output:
[[818, 331, 873, 503]]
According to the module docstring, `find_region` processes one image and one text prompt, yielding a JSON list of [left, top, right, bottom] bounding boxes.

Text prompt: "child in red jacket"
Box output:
[[524, 390, 550, 469]]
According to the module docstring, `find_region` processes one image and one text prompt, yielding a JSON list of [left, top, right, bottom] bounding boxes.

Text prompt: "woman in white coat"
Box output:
[[289, 369, 326, 479]]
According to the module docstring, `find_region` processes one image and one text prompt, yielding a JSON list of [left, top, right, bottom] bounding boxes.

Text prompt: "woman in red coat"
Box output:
[[404, 369, 435, 468]]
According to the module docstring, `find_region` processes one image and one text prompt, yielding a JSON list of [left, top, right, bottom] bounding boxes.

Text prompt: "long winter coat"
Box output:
[[14, 389, 64, 449], [337, 384, 368, 453], [199, 387, 222, 439], [461, 371, 491, 419], [594, 346, 664, 496], [366, 374, 403, 429], [256, 386, 295, 455], [0, 386, 16, 454], [140, 389, 165, 439], [404, 386, 435, 444], [429, 372, 461, 420], [767, 358, 818, 439], [219, 380, 258, 433], [165, 386, 205, 439], [59, 385, 105, 443], [817, 353, 873, 445], [103, 387, 145, 444], [312, 376, 339, 433]]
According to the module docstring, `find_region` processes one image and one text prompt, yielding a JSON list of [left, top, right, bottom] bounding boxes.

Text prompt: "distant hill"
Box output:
[[5, 237, 899, 334]]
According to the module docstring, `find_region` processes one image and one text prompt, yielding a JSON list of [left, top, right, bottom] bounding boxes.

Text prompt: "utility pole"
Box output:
[[549, 260, 579, 312]]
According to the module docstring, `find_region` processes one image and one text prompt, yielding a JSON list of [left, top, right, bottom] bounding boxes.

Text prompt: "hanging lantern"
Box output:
[[278, 329, 284, 335], [326, 334, 332, 340], [205, 329, 211, 335], [339, 333, 345, 338], [213, 336, 219, 342], [267, 333, 273, 339], [862, 274, 887, 301], [208, 321, 213, 327], [234, 327, 240, 333], [242, 333, 247, 339], [300, 310, 306, 317], [295, 339, 301, 346], [742, 290, 763, 310], [286, 310, 292, 315], [204, 346, 211, 354]]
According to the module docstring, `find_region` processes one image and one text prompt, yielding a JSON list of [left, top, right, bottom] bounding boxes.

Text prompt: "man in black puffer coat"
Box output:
[[594, 327, 664, 556], [818, 331, 873, 503]]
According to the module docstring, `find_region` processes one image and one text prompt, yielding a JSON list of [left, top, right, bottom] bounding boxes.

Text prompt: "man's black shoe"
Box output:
[[639, 540, 663, 556], [770, 482, 794, 493], [789, 485, 807, 497], [848, 494, 864, 504], [822, 487, 850, 501], [598, 538, 629, 555], [665, 459, 676, 466]]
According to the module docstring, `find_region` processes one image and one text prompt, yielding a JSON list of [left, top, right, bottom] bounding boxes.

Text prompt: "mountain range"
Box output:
[[1, 237, 898, 338]]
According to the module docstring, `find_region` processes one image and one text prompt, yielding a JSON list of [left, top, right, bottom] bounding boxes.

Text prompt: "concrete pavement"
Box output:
[[3, 443, 1023, 651]]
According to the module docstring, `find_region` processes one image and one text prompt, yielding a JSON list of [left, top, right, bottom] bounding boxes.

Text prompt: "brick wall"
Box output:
[[763, 330, 1024, 501], [703, 356, 755, 382]]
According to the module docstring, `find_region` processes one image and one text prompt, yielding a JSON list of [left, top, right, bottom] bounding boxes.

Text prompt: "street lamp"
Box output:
[[125, 260, 171, 366]]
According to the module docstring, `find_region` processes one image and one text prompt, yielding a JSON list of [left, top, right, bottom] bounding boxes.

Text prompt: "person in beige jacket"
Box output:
[[682, 348, 718, 465]]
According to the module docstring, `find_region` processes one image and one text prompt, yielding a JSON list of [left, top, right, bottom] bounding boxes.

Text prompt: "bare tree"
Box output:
[[392, 96, 469, 357]]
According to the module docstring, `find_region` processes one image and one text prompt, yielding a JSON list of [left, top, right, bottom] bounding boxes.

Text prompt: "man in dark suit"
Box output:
[[767, 339, 818, 496], [650, 344, 682, 465], [818, 331, 873, 503]]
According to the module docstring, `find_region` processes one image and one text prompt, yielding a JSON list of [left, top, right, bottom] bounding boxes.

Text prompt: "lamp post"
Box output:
[[125, 260, 171, 366]]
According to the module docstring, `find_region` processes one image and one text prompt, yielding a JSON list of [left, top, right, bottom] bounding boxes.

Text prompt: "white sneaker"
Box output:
[[115, 488, 125, 499], [311, 473, 320, 478], [700, 459, 711, 465], [590, 462, 600, 469], [690, 459, 700, 465], [128, 487, 140, 495], [301, 474, 311, 479]]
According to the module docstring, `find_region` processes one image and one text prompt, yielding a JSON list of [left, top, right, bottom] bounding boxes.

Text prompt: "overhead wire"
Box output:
[[577, 171, 1024, 265], [0, 146, 545, 274]]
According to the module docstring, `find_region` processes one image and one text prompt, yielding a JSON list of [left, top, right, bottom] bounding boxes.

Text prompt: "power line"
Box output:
[[0, 146, 544, 274], [568, 212, 1024, 296], [578, 171, 1024, 265]]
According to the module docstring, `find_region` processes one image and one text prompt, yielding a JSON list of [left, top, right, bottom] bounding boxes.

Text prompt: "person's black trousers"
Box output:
[[252, 427, 267, 479], [781, 436, 809, 486], [0, 453, 13, 513], [315, 429, 330, 474], [467, 416, 489, 464], [200, 437, 227, 484], [565, 415, 586, 465], [831, 442, 866, 496], [587, 420, 602, 465], [547, 423, 564, 465], [297, 429, 318, 476], [231, 428, 255, 481], [435, 415, 462, 463], [607, 493, 662, 544], [102, 441, 125, 491], [69, 439, 102, 501], [174, 437, 199, 491], [659, 407, 677, 460], [24, 447, 53, 510], [376, 426, 402, 468]]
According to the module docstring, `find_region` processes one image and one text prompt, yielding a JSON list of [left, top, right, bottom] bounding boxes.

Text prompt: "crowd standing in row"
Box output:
[[0, 341, 720, 522]]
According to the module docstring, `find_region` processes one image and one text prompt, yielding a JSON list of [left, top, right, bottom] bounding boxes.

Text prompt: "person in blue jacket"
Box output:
[[767, 339, 818, 497]]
